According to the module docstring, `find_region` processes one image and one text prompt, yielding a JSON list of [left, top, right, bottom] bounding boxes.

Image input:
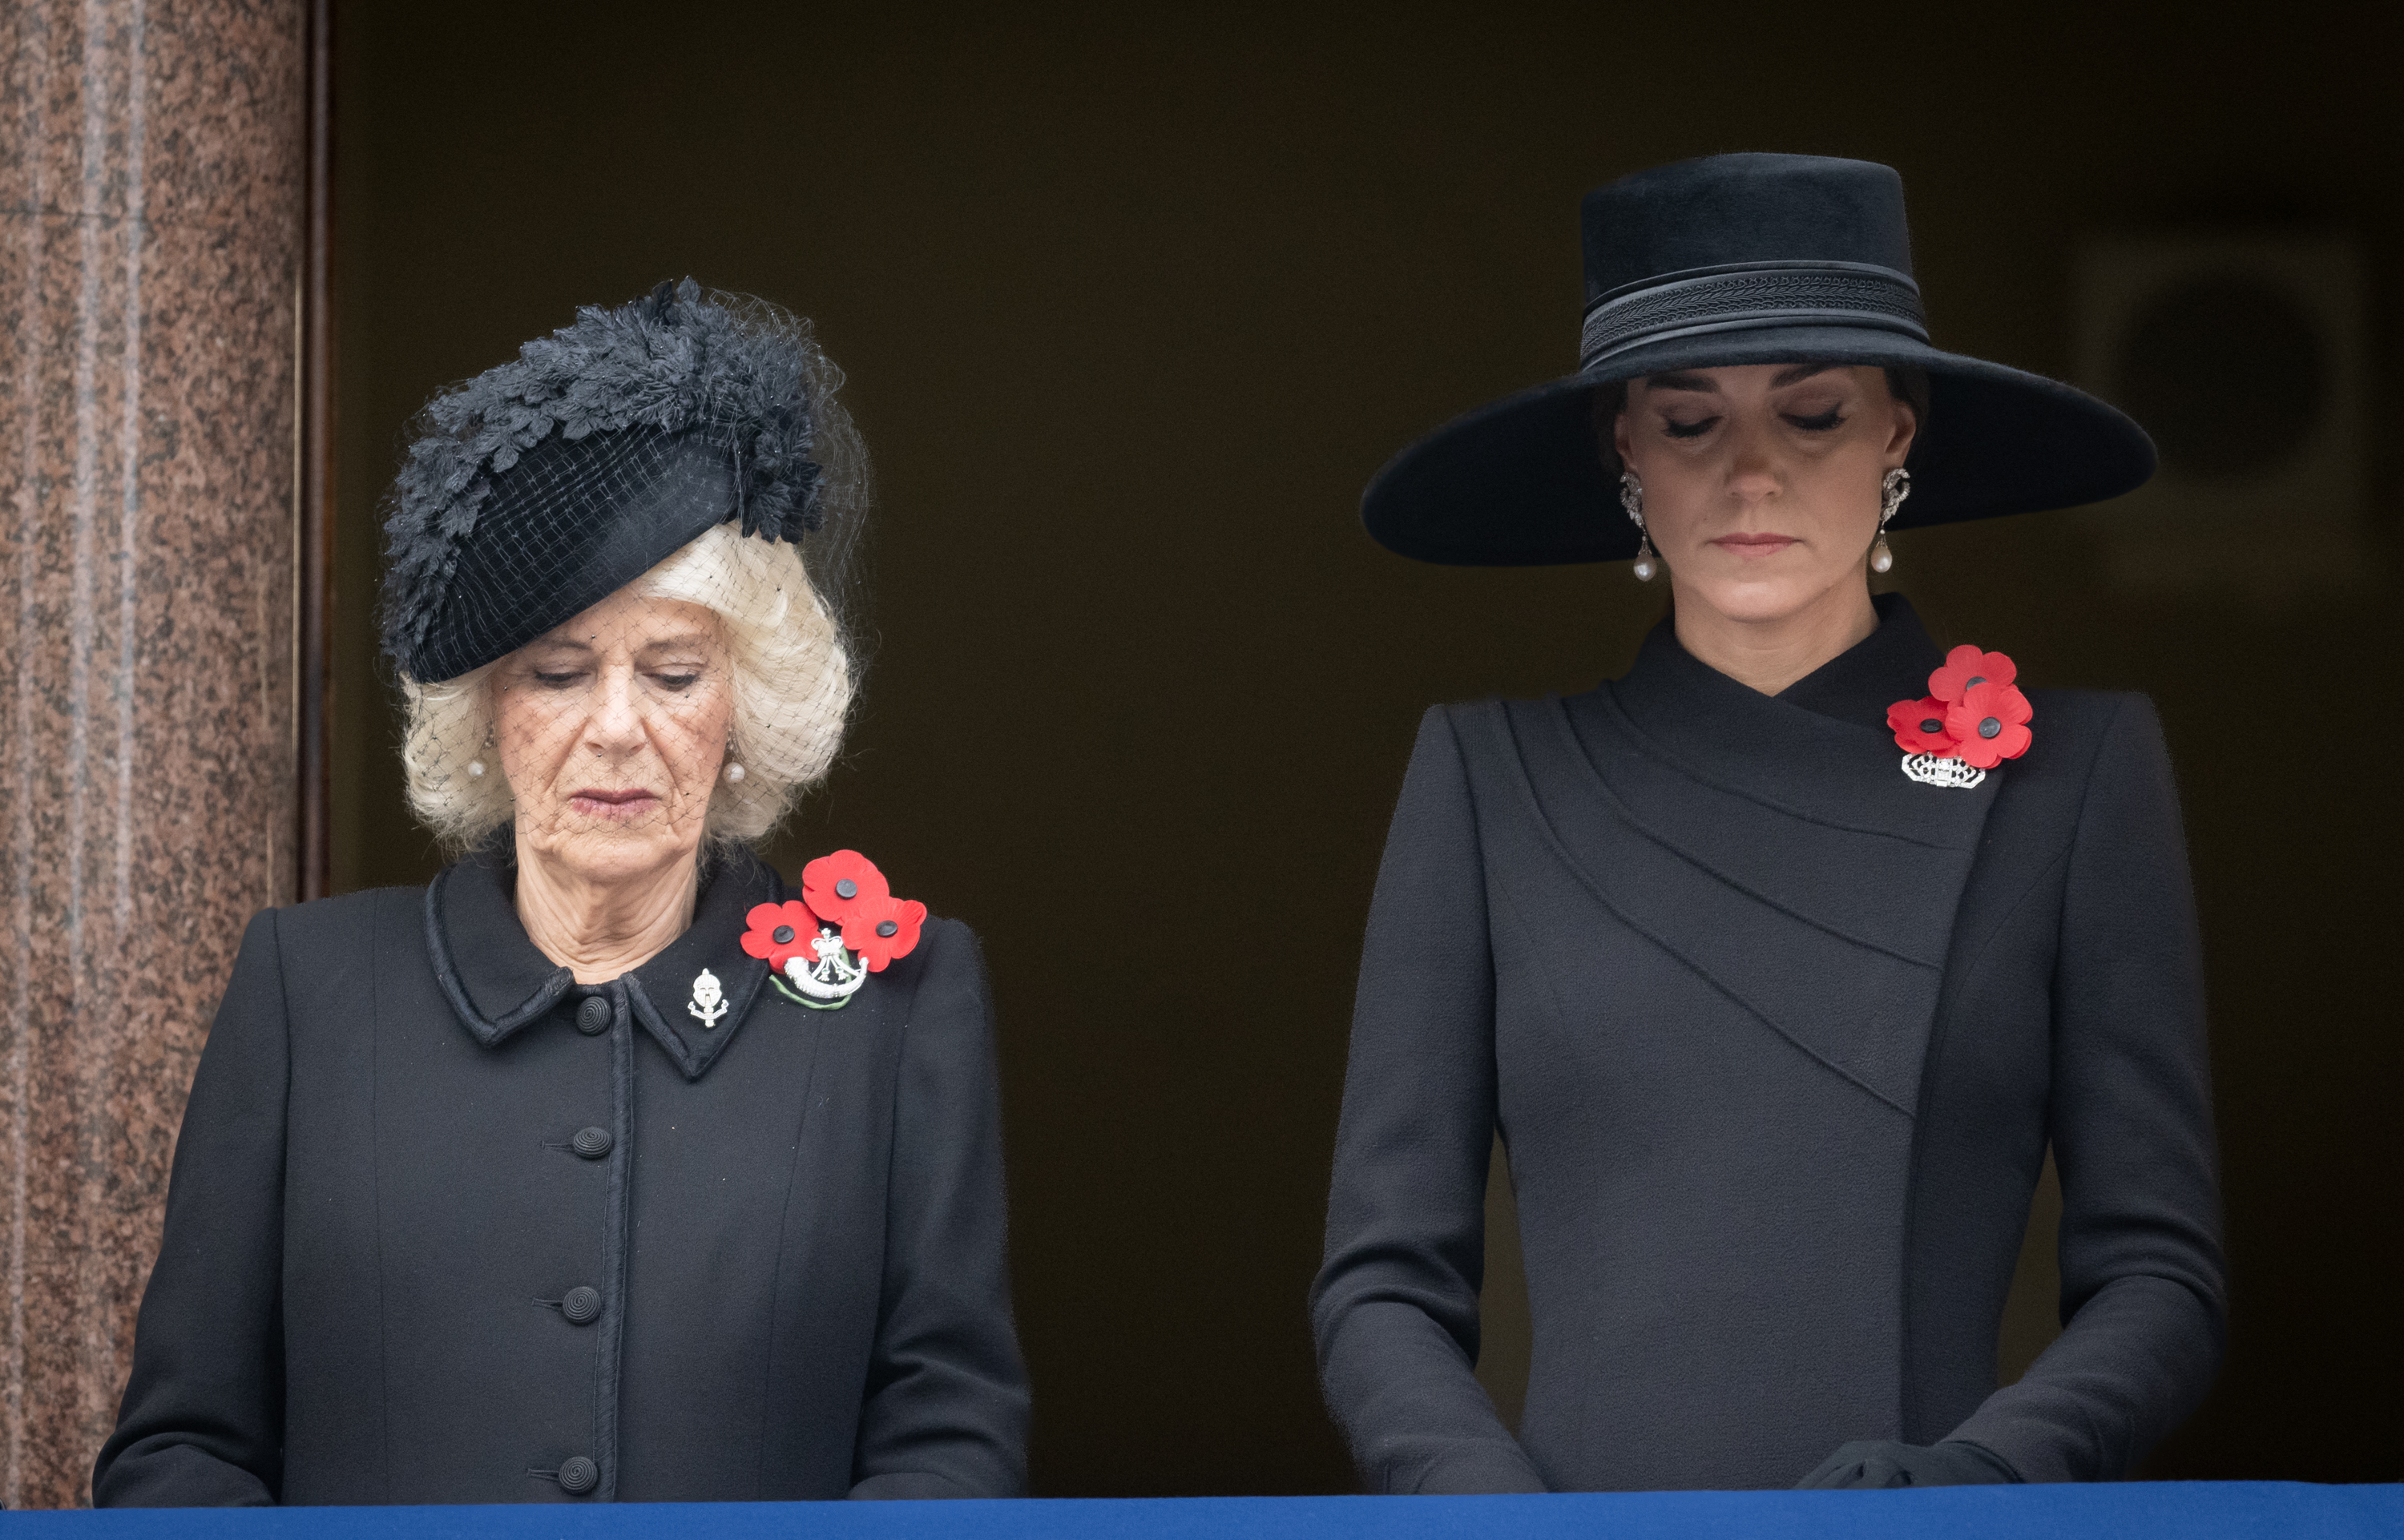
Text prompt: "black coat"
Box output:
[[1309, 597, 2225, 1493], [95, 849, 1028, 1505]]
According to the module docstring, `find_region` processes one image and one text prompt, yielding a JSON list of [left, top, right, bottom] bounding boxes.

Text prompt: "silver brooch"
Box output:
[[779, 927, 868, 1010], [686, 967, 729, 1029], [1901, 752, 1986, 789]]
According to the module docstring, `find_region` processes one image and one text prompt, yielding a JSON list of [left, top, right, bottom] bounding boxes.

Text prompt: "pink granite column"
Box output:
[[0, 0, 303, 1509]]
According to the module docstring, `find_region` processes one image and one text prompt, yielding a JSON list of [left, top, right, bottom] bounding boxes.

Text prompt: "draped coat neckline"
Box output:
[[1519, 592, 2002, 1115], [423, 846, 782, 1080], [1605, 591, 1977, 844]]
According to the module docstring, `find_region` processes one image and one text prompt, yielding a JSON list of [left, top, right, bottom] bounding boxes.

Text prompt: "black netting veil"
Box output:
[[381, 280, 870, 859]]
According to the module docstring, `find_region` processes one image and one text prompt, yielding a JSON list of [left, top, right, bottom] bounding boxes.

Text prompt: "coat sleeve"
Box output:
[[91, 908, 291, 1506], [1309, 707, 1547, 1494], [847, 919, 1031, 1498], [1949, 695, 2228, 1480]]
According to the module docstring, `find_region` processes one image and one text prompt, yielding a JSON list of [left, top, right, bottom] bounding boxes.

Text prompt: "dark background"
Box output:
[[326, 2, 2402, 1494]]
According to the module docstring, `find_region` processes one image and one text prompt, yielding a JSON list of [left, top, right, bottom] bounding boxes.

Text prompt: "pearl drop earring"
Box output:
[[467, 725, 492, 779], [1620, 472, 1658, 582], [1871, 467, 1911, 574], [723, 740, 745, 784]]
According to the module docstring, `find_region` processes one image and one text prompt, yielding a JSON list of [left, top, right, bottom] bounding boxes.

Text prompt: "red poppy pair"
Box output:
[[741, 849, 927, 975], [1887, 645, 2035, 770]]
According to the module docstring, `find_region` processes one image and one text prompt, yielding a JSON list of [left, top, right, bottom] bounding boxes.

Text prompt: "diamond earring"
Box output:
[[1620, 472, 1658, 582], [1871, 467, 1911, 574]]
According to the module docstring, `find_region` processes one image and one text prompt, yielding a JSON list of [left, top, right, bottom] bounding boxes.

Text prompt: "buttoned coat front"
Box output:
[[1310, 599, 2226, 1494], [94, 849, 1027, 1506]]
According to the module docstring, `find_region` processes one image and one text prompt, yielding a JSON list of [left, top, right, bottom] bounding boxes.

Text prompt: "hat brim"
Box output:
[[1361, 324, 2156, 566]]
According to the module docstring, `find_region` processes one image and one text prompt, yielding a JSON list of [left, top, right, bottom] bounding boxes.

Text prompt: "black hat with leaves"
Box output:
[[379, 278, 861, 683]]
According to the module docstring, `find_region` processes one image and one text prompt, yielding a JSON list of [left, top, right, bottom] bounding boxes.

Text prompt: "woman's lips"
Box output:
[[1711, 533, 1799, 557], [568, 788, 661, 820]]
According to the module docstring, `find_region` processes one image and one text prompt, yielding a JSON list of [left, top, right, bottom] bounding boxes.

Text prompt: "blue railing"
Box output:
[[4, 1483, 2398, 1538]]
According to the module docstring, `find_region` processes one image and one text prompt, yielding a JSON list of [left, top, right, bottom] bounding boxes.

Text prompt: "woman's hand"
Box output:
[[1797, 1438, 2019, 1488]]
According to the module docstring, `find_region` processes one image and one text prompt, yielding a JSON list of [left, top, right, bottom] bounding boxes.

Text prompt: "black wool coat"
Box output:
[[1310, 597, 2225, 1494], [95, 849, 1028, 1505]]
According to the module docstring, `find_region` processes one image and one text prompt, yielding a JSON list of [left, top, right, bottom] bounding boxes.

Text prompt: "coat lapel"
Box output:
[[423, 854, 574, 1047], [423, 846, 781, 1080], [624, 853, 780, 1081], [1495, 598, 1998, 1114]]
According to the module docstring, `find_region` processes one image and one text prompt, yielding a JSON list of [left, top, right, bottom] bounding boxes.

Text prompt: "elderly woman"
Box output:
[[1312, 155, 2225, 1492], [95, 281, 1027, 1505]]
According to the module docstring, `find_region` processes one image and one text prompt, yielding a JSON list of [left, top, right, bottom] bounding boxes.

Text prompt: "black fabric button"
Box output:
[[834, 878, 857, 899], [557, 1456, 598, 1494], [571, 1126, 612, 1160], [575, 997, 610, 1034], [561, 1286, 602, 1324], [876, 920, 898, 937]]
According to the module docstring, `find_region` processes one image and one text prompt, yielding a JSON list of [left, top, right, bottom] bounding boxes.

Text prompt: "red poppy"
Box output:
[[802, 849, 891, 927], [1886, 695, 1959, 756], [842, 894, 928, 972], [1945, 679, 2034, 768], [1928, 643, 2018, 703], [742, 900, 823, 974]]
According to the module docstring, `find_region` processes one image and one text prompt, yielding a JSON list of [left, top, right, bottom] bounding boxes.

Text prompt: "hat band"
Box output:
[[1579, 261, 1927, 370]]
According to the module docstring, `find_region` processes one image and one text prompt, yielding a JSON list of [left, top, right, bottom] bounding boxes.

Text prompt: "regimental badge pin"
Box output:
[[782, 928, 869, 1009], [686, 967, 729, 1029]]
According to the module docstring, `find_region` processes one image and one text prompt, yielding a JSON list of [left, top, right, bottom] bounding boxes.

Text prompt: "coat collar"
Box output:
[[1774, 591, 1945, 728], [423, 845, 783, 1081], [1621, 590, 1942, 733], [1604, 592, 1981, 846]]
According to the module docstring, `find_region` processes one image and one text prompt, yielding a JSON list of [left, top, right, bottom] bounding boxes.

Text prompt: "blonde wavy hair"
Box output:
[[399, 522, 852, 853]]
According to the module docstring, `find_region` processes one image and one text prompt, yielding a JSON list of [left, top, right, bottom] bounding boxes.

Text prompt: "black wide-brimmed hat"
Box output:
[[1363, 153, 2156, 566], [379, 278, 857, 683]]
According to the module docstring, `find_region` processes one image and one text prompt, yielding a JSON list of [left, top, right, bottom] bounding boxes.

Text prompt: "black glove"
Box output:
[[1797, 1438, 2019, 1489]]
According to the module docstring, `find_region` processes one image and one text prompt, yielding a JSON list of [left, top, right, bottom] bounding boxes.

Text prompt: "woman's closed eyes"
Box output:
[[1657, 405, 1849, 439]]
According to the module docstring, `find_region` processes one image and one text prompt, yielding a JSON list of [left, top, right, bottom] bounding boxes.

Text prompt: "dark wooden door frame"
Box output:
[[298, 0, 334, 901]]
